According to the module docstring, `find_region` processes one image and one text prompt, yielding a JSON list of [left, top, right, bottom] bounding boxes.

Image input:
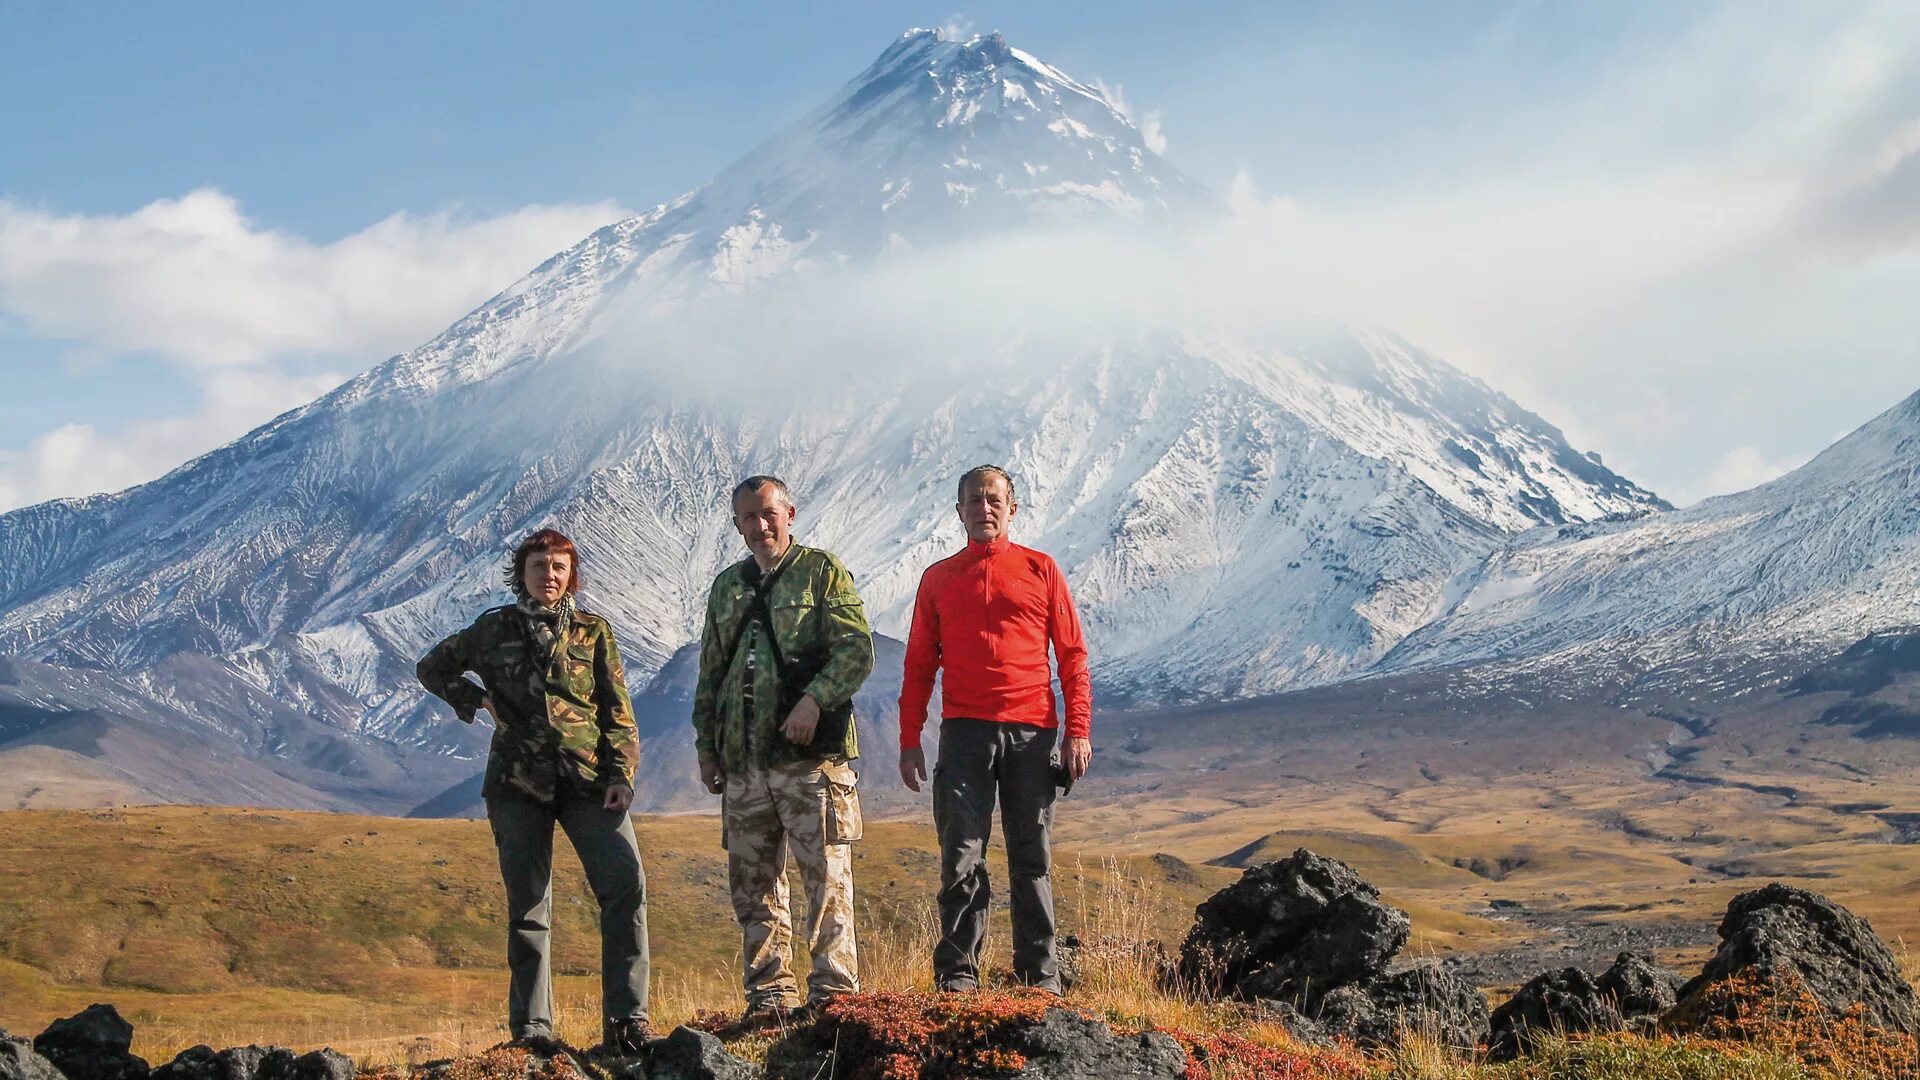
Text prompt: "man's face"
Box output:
[[523, 550, 572, 607], [733, 485, 797, 562], [957, 473, 1017, 544]]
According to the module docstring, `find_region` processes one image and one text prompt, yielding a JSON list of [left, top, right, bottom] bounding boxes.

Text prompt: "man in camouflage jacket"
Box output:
[[694, 475, 874, 1018], [417, 529, 650, 1051]]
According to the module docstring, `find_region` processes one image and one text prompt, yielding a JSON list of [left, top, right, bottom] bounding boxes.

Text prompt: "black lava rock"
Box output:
[[34, 1006, 146, 1080], [1178, 848, 1410, 1005], [1597, 951, 1681, 1022], [1668, 884, 1920, 1036], [1313, 965, 1491, 1054], [644, 1027, 754, 1080], [1003, 1007, 1188, 1079], [1, 1032, 64, 1080], [1487, 967, 1622, 1062]]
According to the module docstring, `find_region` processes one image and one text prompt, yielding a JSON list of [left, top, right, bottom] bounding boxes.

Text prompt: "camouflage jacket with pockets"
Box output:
[[416, 603, 639, 806], [693, 544, 874, 773]]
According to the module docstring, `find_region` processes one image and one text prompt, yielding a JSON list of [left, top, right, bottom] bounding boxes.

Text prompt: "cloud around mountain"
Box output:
[[0, 190, 627, 511], [6, 7, 1920, 509]]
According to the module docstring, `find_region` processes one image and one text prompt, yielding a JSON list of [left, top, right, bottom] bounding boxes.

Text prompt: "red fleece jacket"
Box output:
[[898, 535, 1092, 750]]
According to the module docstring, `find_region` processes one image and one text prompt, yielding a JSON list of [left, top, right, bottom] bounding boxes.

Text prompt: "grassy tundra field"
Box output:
[[2, 788, 1918, 1078], [0, 807, 1243, 1060]]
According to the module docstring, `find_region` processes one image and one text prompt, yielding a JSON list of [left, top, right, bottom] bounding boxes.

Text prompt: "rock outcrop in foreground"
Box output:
[[1666, 882, 1920, 1037], [1178, 847, 1918, 1062], [1177, 848, 1490, 1053], [1484, 952, 1681, 1061], [2, 1013, 355, 1080]]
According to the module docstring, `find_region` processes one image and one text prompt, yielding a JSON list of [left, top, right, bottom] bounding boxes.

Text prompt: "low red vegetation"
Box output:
[[1671, 971, 1920, 1079], [364, 1045, 600, 1080], [805, 990, 1370, 1080], [1165, 1029, 1372, 1080], [814, 989, 1057, 1079]]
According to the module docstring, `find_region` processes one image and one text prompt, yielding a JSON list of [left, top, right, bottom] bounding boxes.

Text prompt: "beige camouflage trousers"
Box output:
[[722, 757, 863, 1007]]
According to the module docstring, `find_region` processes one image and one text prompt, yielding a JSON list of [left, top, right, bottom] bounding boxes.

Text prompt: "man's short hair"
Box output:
[[956, 464, 1016, 503], [731, 474, 794, 509]]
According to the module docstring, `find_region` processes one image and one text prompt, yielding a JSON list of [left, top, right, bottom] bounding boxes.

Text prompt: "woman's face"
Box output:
[[522, 549, 572, 607]]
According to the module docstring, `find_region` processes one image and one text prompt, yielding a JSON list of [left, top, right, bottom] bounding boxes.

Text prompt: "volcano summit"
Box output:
[[0, 30, 1667, 811]]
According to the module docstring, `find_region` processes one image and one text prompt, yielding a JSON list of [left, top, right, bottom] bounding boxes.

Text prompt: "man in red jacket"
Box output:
[[898, 464, 1092, 994]]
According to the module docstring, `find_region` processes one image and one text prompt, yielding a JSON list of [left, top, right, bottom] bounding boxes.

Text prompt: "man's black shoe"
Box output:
[[600, 1017, 652, 1056]]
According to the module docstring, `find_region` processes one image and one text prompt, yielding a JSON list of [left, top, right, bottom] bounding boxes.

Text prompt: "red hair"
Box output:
[[507, 528, 582, 599]]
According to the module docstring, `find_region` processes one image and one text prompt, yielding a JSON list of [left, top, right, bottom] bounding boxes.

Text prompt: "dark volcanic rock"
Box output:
[[765, 997, 1187, 1080], [417, 1039, 583, 1080], [152, 1046, 345, 1080], [1250, 1000, 1331, 1047], [150, 1046, 275, 1080], [1179, 848, 1410, 1004], [272, 1052, 352, 1080], [1003, 1008, 1188, 1079], [34, 1006, 146, 1080], [1487, 968, 1622, 1062], [644, 1027, 754, 1080], [1597, 950, 1681, 1021], [1668, 883, 1920, 1035], [1488, 951, 1684, 1061], [1313, 965, 1490, 1054], [1, 1032, 64, 1080]]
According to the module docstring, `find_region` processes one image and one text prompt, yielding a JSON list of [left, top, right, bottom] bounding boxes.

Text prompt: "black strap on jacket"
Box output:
[[720, 550, 852, 752]]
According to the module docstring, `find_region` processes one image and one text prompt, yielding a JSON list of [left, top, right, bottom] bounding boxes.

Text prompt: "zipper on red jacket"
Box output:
[[982, 547, 996, 659]]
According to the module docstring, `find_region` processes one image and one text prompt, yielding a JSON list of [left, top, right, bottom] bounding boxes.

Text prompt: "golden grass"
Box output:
[[6, 805, 1920, 1078]]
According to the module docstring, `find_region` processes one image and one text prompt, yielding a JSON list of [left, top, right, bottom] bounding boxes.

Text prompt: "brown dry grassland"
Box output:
[[2, 800, 1918, 1078], [0, 807, 1233, 1061]]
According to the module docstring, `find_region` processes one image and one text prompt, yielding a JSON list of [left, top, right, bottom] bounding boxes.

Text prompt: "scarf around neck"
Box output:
[[516, 593, 575, 662]]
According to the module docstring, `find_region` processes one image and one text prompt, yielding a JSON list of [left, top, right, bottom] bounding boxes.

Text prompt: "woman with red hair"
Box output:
[[417, 528, 650, 1052]]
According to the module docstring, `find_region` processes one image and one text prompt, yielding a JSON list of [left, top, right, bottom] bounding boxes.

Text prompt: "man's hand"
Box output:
[[781, 693, 822, 745], [1064, 736, 1092, 780], [602, 783, 635, 813], [478, 696, 499, 725], [699, 758, 725, 796], [900, 747, 928, 792]]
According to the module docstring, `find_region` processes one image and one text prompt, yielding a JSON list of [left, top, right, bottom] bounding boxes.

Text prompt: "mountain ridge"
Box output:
[[10, 29, 1894, 816]]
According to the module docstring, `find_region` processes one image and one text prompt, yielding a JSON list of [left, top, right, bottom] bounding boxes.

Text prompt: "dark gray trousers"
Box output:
[[487, 793, 650, 1036], [932, 717, 1060, 992]]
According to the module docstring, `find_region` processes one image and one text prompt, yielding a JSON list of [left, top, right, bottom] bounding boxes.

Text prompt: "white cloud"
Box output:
[[1692, 446, 1809, 503], [0, 368, 343, 511], [1185, 2, 1920, 501], [5, 2, 1917, 513], [0, 190, 627, 368], [0, 190, 627, 511], [1139, 111, 1168, 156], [1090, 79, 1168, 155]]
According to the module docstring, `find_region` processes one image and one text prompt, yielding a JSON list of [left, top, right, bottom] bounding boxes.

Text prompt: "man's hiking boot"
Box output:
[[600, 1017, 652, 1056], [732, 995, 799, 1034]]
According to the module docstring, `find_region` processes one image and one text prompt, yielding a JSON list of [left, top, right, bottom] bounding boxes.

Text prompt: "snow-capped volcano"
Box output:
[[1381, 390, 1920, 683], [703, 29, 1213, 238], [0, 30, 1667, 806]]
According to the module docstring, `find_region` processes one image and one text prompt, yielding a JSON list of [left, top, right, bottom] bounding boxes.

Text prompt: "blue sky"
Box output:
[[2, 1, 1916, 509]]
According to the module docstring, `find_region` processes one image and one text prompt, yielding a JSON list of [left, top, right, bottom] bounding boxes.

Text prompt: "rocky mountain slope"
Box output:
[[1382, 389, 1920, 688], [0, 30, 1671, 811]]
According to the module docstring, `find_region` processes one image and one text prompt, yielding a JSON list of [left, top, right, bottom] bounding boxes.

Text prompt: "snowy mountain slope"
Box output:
[[1381, 389, 1920, 681], [0, 29, 1667, 807]]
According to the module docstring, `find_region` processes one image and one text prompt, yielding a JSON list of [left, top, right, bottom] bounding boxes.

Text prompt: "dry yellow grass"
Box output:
[[5, 800, 1920, 1077], [0, 808, 1228, 1062]]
